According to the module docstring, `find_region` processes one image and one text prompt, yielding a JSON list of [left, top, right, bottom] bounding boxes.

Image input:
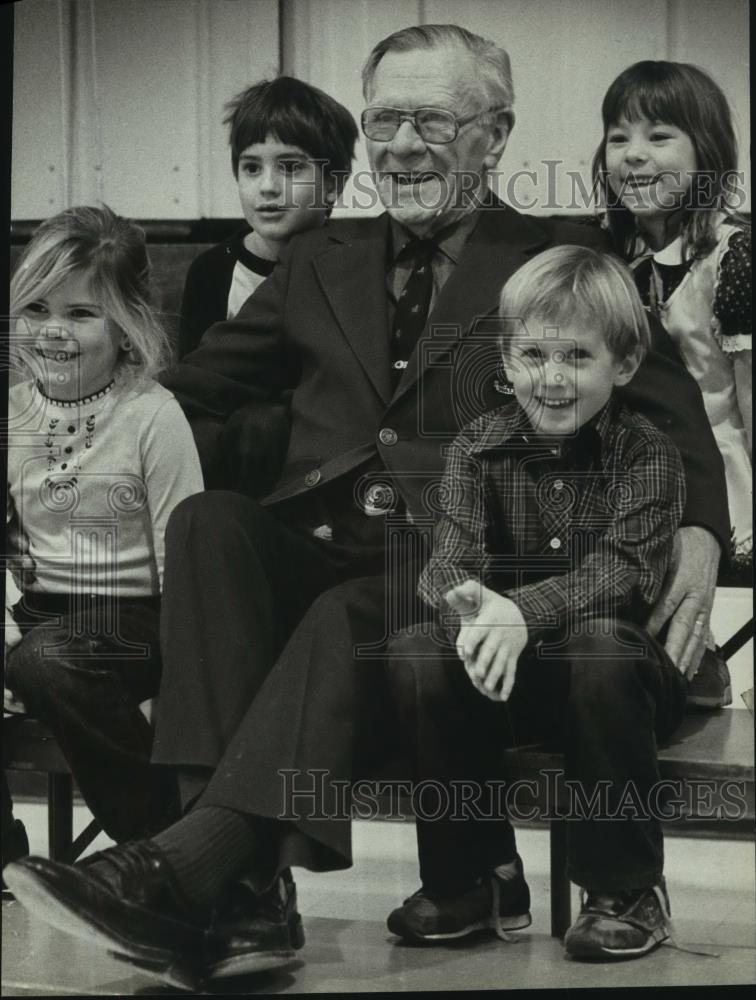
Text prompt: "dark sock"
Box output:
[[152, 806, 259, 906]]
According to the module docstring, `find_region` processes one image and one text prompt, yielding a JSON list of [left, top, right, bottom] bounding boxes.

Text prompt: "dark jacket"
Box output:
[[162, 197, 730, 550]]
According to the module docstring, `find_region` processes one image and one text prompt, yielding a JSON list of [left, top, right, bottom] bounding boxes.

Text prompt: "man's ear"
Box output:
[[483, 108, 514, 170], [613, 348, 643, 387]]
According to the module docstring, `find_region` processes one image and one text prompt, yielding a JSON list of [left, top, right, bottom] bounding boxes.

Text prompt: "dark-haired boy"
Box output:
[[178, 76, 358, 357]]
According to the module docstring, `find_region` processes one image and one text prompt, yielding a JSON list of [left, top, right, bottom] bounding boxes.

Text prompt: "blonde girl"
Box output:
[[4, 206, 203, 853]]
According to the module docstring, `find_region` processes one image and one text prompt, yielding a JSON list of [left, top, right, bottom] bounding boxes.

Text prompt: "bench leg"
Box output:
[[550, 818, 571, 940], [48, 773, 73, 861]]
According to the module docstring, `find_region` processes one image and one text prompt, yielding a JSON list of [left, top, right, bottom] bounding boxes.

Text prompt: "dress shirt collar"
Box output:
[[388, 208, 480, 267], [471, 396, 618, 467]]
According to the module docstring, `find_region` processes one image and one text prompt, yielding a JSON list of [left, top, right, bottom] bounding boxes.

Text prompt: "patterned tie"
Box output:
[[390, 238, 437, 388]]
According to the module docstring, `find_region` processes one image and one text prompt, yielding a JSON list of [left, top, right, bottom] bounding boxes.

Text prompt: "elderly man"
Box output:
[[5, 23, 728, 989]]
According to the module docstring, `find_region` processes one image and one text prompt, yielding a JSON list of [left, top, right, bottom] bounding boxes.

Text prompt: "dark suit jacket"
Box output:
[[163, 198, 730, 550]]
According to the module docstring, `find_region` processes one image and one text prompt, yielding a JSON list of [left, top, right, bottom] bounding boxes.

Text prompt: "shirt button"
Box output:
[[379, 428, 398, 446], [550, 537, 562, 549], [304, 470, 321, 487]]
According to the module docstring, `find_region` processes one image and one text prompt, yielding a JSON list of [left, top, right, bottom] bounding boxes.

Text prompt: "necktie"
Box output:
[[390, 238, 437, 387]]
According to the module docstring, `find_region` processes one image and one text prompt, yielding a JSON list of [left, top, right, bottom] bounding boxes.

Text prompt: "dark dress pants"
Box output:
[[151, 490, 398, 792], [188, 530, 429, 874], [386, 617, 688, 894], [5, 592, 177, 842]]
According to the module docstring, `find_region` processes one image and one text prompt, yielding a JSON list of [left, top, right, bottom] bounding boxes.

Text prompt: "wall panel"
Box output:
[[667, 0, 750, 211], [10, 0, 750, 219], [11, 0, 67, 217], [91, 0, 202, 218], [282, 0, 423, 218], [201, 0, 280, 217]]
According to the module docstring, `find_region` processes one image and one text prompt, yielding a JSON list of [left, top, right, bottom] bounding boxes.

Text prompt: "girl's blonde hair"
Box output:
[[11, 204, 169, 384], [499, 245, 651, 362]]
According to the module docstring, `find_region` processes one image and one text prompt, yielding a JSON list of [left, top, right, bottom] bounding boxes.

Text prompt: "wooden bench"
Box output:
[[503, 708, 755, 940], [4, 715, 103, 863]]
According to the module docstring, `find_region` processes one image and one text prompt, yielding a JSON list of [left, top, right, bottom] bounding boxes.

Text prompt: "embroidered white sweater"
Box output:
[[7, 379, 204, 596]]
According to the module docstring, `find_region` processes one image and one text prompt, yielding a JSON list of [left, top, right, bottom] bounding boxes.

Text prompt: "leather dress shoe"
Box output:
[[205, 867, 305, 980], [1, 819, 29, 897], [3, 842, 207, 990]]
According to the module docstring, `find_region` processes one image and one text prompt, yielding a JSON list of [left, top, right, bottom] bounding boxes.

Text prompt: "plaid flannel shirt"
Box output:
[[418, 397, 685, 642]]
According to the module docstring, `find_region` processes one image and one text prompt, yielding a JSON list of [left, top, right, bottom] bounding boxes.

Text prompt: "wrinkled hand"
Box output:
[[646, 526, 720, 678], [446, 579, 528, 702]]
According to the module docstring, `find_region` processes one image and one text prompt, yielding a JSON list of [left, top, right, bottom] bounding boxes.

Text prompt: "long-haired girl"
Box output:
[[4, 205, 203, 857], [593, 61, 751, 566]]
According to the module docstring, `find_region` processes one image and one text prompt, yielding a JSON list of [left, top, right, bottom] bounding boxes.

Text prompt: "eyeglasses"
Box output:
[[361, 106, 501, 144]]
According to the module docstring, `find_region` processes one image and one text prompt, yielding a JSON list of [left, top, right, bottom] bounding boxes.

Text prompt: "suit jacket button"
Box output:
[[304, 470, 321, 487], [379, 427, 398, 446]]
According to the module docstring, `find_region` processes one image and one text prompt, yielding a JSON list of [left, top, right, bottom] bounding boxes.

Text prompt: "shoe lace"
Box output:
[[83, 842, 153, 883], [650, 887, 721, 959]]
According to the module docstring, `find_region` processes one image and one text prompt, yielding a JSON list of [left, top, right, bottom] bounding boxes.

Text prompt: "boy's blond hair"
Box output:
[[498, 245, 651, 362]]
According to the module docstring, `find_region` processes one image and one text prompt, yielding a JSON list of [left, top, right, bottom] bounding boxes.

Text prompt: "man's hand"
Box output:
[[646, 525, 720, 678], [446, 579, 528, 702], [5, 614, 22, 652], [4, 687, 26, 715]]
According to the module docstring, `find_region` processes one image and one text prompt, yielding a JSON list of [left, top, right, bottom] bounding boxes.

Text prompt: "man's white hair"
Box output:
[[362, 23, 514, 123]]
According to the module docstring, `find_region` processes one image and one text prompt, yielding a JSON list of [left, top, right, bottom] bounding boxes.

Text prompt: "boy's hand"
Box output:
[[446, 580, 528, 702]]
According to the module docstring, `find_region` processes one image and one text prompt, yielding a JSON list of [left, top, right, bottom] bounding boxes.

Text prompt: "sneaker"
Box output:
[[564, 882, 671, 959], [386, 858, 531, 943], [686, 647, 732, 709]]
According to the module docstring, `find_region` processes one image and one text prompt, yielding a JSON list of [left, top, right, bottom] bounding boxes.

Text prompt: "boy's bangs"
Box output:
[[237, 105, 325, 163], [500, 293, 577, 341]]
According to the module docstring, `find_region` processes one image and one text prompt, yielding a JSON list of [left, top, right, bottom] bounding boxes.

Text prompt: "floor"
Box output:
[[3, 801, 754, 995]]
